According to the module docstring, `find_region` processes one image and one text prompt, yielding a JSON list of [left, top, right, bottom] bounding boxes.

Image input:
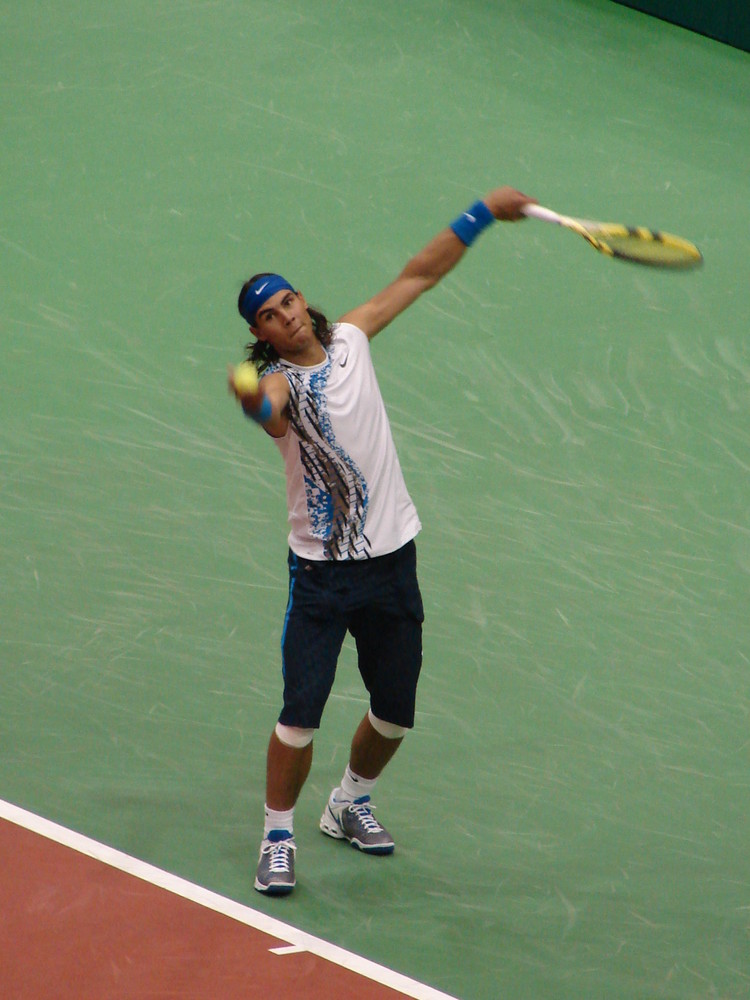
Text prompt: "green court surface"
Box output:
[[2, 2, 749, 997]]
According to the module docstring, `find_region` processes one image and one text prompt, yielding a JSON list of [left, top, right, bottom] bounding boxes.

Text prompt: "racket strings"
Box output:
[[586, 225, 702, 267]]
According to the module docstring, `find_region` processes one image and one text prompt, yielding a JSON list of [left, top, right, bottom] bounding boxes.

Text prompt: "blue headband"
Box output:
[[239, 274, 296, 326]]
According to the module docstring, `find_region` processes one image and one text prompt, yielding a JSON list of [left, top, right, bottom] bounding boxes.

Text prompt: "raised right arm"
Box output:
[[339, 186, 534, 339]]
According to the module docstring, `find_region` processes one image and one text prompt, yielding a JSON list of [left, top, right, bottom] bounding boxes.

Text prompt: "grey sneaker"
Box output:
[[254, 831, 296, 895], [320, 794, 395, 854]]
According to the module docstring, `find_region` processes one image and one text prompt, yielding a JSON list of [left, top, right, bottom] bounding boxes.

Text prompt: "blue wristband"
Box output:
[[450, 199, 495, 246], [245, 395, 273, 424]]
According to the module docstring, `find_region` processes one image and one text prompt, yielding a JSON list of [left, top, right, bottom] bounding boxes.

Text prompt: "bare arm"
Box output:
[[340, 186, 534, 338]]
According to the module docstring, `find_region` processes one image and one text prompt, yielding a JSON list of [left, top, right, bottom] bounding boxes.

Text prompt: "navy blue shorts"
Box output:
[[278, 540, 424, 730]]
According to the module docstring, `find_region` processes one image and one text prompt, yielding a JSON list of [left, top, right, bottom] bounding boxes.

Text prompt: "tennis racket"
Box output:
[[522, 203, 703, 268]]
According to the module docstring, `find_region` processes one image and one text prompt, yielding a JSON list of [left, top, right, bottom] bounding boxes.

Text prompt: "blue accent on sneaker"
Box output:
[[267, 829, 293, 843]]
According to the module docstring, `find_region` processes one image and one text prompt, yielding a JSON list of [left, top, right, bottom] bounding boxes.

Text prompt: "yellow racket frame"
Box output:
[[523, 204, 703, 269]]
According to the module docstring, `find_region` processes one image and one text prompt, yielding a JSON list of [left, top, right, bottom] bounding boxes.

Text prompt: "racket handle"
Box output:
[[521, 203, 564, 225]]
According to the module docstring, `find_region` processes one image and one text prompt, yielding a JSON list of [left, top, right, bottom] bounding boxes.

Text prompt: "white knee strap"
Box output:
[[275, 722, 315, 748], [368, 709, 407, 740]]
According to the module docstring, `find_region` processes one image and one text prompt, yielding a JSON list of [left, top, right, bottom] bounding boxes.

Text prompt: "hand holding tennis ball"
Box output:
[[231, 361, 259, 397], [229, 361, 276, 427]]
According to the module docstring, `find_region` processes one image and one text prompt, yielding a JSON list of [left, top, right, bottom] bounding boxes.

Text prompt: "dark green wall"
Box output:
[[614, 0, 750, 50]]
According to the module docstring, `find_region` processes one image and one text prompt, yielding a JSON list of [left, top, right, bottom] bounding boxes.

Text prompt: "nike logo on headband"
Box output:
[[240, 275, 295, 325]]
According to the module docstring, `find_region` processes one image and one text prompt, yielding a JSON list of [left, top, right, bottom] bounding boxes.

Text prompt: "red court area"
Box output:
[[0, 818, 418, 999]]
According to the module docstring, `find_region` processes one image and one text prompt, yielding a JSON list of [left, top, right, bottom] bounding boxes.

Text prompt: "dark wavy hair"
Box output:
[[238, 272, 334, 374]]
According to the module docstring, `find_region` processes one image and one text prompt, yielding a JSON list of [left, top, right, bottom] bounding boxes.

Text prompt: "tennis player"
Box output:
[[230, 186, 533, 894]]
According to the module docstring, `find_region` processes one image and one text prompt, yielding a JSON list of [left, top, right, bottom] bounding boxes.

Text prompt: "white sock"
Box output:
[[264, 805, 294, 840], [337, 765, 377, 803]]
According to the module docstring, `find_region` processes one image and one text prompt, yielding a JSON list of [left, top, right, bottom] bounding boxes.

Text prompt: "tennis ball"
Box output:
[[234, 361, 259, 396]]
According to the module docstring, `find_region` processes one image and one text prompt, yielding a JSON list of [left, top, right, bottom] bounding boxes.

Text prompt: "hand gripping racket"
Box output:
[[522, 203, 703, 268]]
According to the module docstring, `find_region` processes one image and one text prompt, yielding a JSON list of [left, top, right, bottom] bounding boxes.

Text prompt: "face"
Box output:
[[251, 289, 323, 364]]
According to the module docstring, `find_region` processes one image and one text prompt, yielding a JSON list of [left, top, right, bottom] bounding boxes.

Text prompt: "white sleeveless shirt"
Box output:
[[269, 322, 421, 561]]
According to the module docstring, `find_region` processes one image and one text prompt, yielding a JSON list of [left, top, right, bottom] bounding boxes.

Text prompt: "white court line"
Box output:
[[1, 799, 460, 1000], [269, 944, 308, 955]]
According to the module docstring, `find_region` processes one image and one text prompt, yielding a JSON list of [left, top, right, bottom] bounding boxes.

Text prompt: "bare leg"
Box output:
[[318, 712, 402, 851], [265, 730, 313, 811], [349, 712, 403, 780]]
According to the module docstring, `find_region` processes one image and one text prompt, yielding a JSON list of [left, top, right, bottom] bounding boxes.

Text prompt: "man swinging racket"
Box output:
[[229, 185, 533, 895]]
